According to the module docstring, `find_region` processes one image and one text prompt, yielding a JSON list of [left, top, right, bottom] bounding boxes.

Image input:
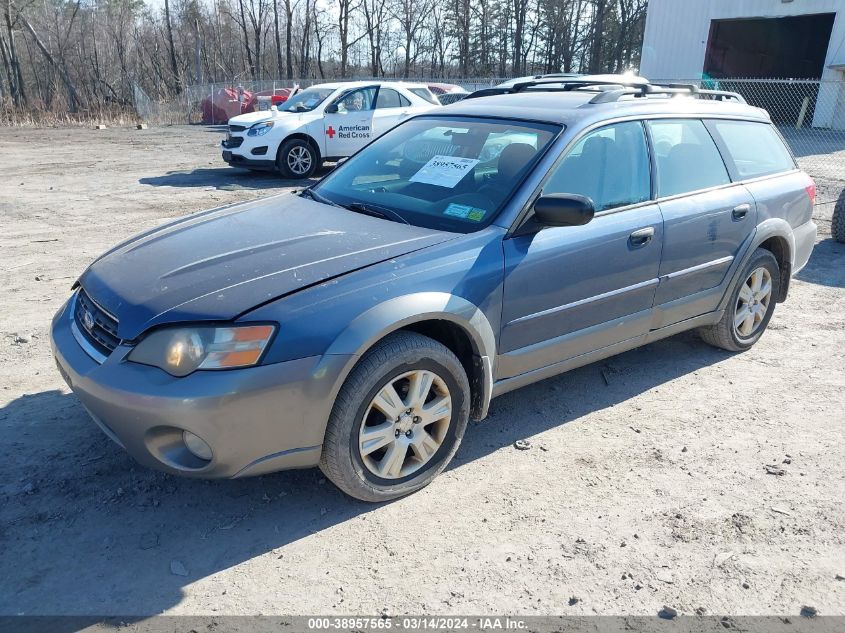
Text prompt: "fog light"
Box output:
[[183, 431, 213, 461]]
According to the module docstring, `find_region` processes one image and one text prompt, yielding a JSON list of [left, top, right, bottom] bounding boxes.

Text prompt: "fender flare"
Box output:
[[718, 218, 795, 311], [316, 292, 497, 420]]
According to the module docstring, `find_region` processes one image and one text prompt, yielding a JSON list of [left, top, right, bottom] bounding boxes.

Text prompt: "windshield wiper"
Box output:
[[300, 187, 343, 208], [301, 188, 409, 225], [344, 202, 409, 225]]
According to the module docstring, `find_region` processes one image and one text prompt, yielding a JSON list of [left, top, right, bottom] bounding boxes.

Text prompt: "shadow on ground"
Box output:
[[0, 328, 731, 619], [138, 167, 329, 191], [795, 238, 845, 288]]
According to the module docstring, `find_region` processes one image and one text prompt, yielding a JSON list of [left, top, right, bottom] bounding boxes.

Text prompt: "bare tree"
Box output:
[[0, 0, 649, 119]]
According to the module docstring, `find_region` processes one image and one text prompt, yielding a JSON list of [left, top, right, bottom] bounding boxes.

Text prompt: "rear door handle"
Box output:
[[732, 203, 751, 220], [629, 227, 655, 246]]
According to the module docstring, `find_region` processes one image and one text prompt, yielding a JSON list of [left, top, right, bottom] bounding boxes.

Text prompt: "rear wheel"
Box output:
[[277, 138, 319, 179], [699, 248, 780, 352], [320, 331, 470, 502]]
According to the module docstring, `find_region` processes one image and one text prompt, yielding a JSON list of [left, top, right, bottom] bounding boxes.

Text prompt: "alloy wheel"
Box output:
[[358, 369, 452, 480], [734, 266, 773, 338], [287, 145, 312, 175]]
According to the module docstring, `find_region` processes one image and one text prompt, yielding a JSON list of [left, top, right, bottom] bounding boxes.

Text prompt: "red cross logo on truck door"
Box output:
[[326, 126, 336, 138]]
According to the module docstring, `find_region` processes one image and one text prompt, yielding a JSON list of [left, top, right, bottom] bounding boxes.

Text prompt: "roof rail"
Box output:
[[588, 82, 746, 104], [462, 77, 649, 101], [463, 78, 746, 104]]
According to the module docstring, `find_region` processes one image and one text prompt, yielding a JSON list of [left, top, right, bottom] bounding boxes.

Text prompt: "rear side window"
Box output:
[[544, 121, 651, 212], [409, 88, 439, 105], [708, 120, 796, 179], [376, 88, 408, 109], [648, 119, 730, 197]]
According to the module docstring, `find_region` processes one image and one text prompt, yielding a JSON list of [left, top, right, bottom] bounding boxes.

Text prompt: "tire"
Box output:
[[699, 248, 781, 352], [832, 196, 845, 243], [276, 138, 319, 179], [320, 331, 470, 502]]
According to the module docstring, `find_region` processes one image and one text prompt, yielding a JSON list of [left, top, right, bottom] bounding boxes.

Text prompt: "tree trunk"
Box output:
[[273, 0, 284, 78], [588, 0, 607, 73], [16, 7, 78, 108], [164, 0, 180, 88], [3, 0, 26, 106]]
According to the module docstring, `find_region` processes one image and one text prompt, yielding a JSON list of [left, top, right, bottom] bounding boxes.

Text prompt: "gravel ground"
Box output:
[[0, 125, 843, 618]]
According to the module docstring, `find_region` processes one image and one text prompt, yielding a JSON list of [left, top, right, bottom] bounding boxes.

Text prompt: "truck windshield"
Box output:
[[279, 87, 335, 112], [312, 116, 561, 233]]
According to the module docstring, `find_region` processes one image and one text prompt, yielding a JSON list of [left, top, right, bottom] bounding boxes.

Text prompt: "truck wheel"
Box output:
[[277, 138, 319, 179], [832, 195, 845, 243], [699, 248, 780, 352], [320, 331, 470, 502]]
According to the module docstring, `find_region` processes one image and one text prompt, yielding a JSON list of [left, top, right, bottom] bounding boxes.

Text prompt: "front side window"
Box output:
[[334, 88, 377, 113], [709, 120, 796, 179], [313, 116, 560, 233], [648, 119, 730, 197], [543, 121, 651, 211], [278, 87, 335, 112]]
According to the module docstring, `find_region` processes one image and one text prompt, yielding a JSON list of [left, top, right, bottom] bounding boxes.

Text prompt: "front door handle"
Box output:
[[629, 227, 655, 247], [732, 203, 751, 220]]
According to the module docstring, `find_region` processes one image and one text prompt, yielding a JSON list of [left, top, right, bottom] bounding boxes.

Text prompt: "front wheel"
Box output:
[[699, 248, 780, 352], [277, 138, 319, 179], [320, 332, 470, 502]]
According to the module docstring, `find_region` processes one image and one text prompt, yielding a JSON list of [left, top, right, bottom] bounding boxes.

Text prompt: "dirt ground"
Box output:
[[1, 125, 843, 618]]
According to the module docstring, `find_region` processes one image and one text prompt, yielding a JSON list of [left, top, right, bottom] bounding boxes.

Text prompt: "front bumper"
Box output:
[[221, 135, 276, 171], [51, 295, 352, 478]]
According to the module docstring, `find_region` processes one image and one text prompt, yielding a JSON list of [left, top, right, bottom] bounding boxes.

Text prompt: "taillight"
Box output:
[[805, 176, 816, 205]]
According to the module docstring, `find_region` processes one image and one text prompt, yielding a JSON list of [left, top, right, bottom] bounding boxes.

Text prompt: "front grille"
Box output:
[[74, 289, 121, 356], [223, 136, 244, 149], [229, 124, 246, 133]]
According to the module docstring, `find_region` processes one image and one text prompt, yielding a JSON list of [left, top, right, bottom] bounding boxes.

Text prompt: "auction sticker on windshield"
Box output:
[[443, 203, 487, 221], [409, 155, 480, 188]]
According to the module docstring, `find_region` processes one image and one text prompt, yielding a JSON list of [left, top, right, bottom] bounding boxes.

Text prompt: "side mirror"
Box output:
[[325, 103, 339, 114], [532, 194, 594, 227]]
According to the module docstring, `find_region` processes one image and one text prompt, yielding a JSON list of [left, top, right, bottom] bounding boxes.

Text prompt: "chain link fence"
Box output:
[[134, 76, 845, 213], [133, 77, 505, 127], [135, 76, 522, 126]]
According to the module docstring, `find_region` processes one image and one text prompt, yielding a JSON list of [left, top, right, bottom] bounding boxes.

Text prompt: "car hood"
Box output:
[[228, 109, 313, 127], [79, 194, 455, 340], [228, 111, 276, 126]]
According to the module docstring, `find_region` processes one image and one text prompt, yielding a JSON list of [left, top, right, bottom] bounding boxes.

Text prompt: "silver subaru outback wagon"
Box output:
[[51, 78, 817, 501]]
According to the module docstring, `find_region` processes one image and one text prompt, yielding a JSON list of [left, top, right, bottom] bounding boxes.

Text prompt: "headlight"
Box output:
[[247, 121, 274, 137], [128, 324, 276, 377]]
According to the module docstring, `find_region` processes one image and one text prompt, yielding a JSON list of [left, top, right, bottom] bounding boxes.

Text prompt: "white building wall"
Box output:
[[641, 0, 845, 81], [639, 0, 845, 128]]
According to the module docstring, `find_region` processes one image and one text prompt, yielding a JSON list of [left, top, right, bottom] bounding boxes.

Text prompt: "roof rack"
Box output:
[[589, 82, 746, 104], [463, 78, 746, 104]]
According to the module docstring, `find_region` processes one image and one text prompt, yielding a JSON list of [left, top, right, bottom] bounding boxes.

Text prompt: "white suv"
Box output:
[[221, 81, 440, 179]]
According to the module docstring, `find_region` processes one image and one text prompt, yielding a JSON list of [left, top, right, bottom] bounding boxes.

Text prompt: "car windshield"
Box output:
[[312, 116, 561, 233], [278, 87, 335, 112]]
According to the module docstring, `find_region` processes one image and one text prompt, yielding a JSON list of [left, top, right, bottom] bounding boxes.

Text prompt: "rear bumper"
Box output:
[[51, 296, 352, 478], [792, 219, 817, 275]]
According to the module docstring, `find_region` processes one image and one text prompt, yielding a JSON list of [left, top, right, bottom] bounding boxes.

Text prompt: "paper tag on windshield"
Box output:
[[409, 155, 480, 188]]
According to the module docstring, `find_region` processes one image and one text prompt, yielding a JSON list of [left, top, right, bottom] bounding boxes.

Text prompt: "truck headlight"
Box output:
[[128, 325, 276, 377], [247, 121, 274, 136]]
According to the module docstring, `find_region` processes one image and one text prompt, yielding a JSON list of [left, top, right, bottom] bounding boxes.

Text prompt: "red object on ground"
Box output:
[[244, 88, 293, 113], [200, 87, 254, 124]]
